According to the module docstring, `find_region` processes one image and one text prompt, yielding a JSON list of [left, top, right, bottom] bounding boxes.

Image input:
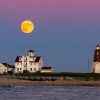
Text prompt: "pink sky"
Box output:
[[0, 0, 100, 72]]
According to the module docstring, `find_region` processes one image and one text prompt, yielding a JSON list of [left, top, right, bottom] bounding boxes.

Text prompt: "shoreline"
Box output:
[[0, 78, 100, 87]]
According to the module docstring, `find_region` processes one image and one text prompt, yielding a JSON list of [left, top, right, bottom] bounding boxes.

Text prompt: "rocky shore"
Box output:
[[0, 77, 100, 87]]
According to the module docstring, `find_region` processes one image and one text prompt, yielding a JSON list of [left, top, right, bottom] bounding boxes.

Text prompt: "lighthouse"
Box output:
[[93, 45, 100, 73]]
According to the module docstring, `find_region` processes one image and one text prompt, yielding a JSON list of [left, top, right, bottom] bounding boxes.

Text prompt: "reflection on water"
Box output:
[[0, 86, 100, 100]]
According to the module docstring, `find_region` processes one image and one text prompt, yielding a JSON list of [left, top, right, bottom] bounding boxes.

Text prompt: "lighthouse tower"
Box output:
[[93, 45, 100, 73]]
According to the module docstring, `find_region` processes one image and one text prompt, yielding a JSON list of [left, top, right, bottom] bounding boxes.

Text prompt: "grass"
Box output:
[[13, 72, 100, 80]]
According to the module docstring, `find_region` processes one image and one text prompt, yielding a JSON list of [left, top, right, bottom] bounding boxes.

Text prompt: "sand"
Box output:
[[0, 77, 100, 87]]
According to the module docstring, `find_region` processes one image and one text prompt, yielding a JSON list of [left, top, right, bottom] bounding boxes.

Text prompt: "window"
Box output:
[[30, 68, 32, 71], [20, 68, 21, 70], [24, 58, 27, 61], [34, 68, 36, 71], [17, 68, 19, 71], [29, 62, 33, 65], [17, 63, 19, 65]]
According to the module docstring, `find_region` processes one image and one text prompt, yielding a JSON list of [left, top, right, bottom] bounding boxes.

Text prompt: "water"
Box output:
[[0, 86, 100, 100]]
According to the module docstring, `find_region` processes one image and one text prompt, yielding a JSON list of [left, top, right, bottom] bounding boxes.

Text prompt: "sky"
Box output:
[[0, 0, 100, 72]]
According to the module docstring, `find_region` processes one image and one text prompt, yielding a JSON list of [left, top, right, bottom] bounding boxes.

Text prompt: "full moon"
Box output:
[[21, 20, 35, 34]]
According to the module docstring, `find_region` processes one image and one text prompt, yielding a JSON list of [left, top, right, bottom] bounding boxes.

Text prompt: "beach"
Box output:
[[0, 77, 100, 87]]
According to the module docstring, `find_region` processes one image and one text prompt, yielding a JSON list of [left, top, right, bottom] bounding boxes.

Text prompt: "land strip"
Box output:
[[0, 77, 100, 87]]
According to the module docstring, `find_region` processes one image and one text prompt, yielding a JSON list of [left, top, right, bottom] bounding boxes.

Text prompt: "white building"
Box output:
[[0, 63, 14, 74], [41, 67, 53, 73], [93, 45, 100, 73], [14, 50, 43, 73]]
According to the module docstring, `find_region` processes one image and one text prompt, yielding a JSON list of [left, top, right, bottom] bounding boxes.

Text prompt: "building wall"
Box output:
[[14, 62, 23, 73], [36, 58, 43, 71], [93, 62, 100, 73], [0, 63, 7, 74], [41, 70, 52, 73], [14, 52, 43, 73]]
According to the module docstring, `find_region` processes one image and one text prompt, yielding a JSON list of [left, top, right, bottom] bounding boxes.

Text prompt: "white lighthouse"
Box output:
[[93, 45, 100, 73]]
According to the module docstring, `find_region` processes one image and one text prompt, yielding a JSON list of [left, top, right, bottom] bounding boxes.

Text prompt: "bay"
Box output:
[[0, 86, 100, 100]]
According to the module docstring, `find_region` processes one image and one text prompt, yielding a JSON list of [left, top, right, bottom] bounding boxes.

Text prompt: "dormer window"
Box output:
[[30, 52, 32, 55], [28, 50, 34, 56]]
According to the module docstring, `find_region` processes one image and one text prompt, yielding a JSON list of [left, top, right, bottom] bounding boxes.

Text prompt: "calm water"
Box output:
[[0, 86, 100, 100]]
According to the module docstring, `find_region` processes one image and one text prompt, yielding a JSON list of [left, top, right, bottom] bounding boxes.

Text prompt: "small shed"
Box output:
[[41, 67, 53, 73]]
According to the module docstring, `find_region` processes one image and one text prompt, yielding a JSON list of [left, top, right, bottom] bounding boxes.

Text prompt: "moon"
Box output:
[[21, 20, 35, 34]]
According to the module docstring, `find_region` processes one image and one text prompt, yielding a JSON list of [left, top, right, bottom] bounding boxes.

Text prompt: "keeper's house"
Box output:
[[14, 50, 43, 73]]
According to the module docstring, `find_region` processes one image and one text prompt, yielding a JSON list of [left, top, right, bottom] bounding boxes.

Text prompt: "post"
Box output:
[[88, 58, 90, 73]]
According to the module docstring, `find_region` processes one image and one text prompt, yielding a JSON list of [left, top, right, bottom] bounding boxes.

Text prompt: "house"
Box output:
[[0, 63, 14, 74], [14, 50, 43, 73], [41, 67, 53, 73], [93, 45, 100, 73]]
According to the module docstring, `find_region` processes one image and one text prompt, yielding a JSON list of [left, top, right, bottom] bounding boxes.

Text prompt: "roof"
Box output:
[[96, 44, 100, 47], [15, 56, 21, 62], [2, 63, 14, 68], [42, 67, 52, 70], [28, 50, 34, 52], [35, 56, 41, 62]]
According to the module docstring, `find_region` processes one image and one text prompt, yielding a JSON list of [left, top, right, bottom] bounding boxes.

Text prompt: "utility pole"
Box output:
[[88, 58, 90, 73]]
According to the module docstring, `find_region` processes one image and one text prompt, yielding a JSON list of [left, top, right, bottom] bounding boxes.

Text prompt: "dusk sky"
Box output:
[[0, 0, 100, 72]]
